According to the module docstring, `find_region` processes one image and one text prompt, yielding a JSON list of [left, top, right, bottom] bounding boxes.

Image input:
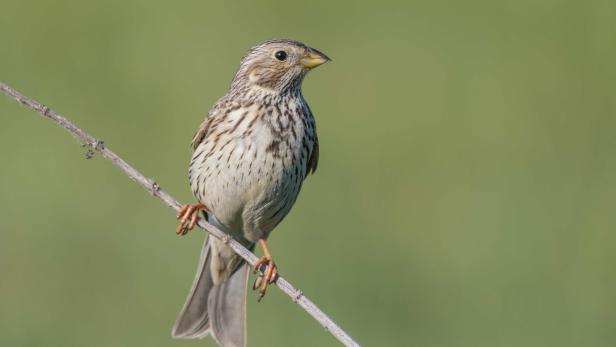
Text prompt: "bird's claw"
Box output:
[[252, 256, 278, 302], [176, 203, 208, 235]]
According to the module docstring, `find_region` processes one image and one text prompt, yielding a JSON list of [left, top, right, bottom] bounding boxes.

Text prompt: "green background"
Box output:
[[1, 1, 615, 346]]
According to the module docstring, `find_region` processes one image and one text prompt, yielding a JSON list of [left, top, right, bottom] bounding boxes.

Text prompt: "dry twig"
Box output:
[[0, 81, 360, 347]]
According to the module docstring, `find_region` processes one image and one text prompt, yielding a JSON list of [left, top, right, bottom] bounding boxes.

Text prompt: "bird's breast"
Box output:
[[189, 99, 315, 238]]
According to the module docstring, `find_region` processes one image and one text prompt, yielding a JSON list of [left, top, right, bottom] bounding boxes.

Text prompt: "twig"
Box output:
[[0, 81, 360, 347]]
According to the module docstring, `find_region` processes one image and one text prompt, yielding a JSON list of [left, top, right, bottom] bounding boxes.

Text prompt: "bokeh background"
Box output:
[[1, 1, 615, 346]]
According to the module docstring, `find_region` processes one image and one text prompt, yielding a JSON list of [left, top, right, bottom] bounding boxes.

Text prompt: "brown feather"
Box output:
[[191, 116, 214, 150]]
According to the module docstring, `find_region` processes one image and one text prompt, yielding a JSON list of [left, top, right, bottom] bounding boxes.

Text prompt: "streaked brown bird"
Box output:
[[171, 39, 330, 347]]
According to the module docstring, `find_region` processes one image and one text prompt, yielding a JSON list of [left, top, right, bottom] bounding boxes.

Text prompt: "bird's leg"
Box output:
[[176, 203, 208, 235], [252, 239, 278, 302]]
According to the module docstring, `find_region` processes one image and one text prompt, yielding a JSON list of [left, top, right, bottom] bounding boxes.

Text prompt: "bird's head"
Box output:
[[230, 39, 330, 96]]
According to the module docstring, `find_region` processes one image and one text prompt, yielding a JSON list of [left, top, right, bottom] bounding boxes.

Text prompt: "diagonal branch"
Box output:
[[0, 81, 360, 347]]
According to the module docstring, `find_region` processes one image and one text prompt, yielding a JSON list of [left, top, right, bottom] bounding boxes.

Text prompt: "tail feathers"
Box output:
[[208, 263, 250, 347], [172, 236, 214, 338], [171, 235, 250, 347]]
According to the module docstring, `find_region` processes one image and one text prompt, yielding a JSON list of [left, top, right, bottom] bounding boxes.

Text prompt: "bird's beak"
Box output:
[[301, 48, 331, 69]]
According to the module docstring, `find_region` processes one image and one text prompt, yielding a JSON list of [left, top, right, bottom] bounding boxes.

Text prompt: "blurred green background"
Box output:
[[1, 1, 615, 346]]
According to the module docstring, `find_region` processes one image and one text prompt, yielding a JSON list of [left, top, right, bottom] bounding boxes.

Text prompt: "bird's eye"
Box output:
[[274, 51, 287, 61]]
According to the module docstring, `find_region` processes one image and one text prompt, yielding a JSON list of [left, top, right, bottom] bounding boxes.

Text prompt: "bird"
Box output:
[[171, 39, 330, 347]]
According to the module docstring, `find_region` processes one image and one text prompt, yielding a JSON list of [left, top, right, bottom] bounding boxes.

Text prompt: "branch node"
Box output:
[[94, 140, 105, 151], [41, 105, 51, 116], [150, 180, 160, 196], [82, 140, 104, 159], [292, 289, 303, 303]]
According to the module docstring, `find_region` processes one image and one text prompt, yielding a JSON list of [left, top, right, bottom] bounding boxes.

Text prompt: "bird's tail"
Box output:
[[172, 220, 250, 347]]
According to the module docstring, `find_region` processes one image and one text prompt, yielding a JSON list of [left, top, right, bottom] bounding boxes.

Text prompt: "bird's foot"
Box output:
[[176, 203, 208, 235], [253, 255, 278, 302]]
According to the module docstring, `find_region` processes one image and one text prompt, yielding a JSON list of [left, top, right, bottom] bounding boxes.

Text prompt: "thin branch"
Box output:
[[0, 81, 360, 347]]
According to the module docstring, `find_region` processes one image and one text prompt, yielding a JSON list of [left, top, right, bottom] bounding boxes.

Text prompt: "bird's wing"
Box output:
[[307, 136, 319, 175], [190, 98, 228, 151], [191, 115, 214, 151], [190, 113, 216, 151]]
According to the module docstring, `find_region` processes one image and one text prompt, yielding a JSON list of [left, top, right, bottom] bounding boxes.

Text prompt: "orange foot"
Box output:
[[252, 239, 278, 302], [176, 203, 208, 235]]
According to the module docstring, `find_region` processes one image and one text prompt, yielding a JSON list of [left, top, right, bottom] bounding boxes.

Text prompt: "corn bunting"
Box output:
[[171, 39, 329, 347]]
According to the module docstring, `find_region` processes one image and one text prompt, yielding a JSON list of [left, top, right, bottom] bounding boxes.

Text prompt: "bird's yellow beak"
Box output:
[[301, 48, 331, 69]]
